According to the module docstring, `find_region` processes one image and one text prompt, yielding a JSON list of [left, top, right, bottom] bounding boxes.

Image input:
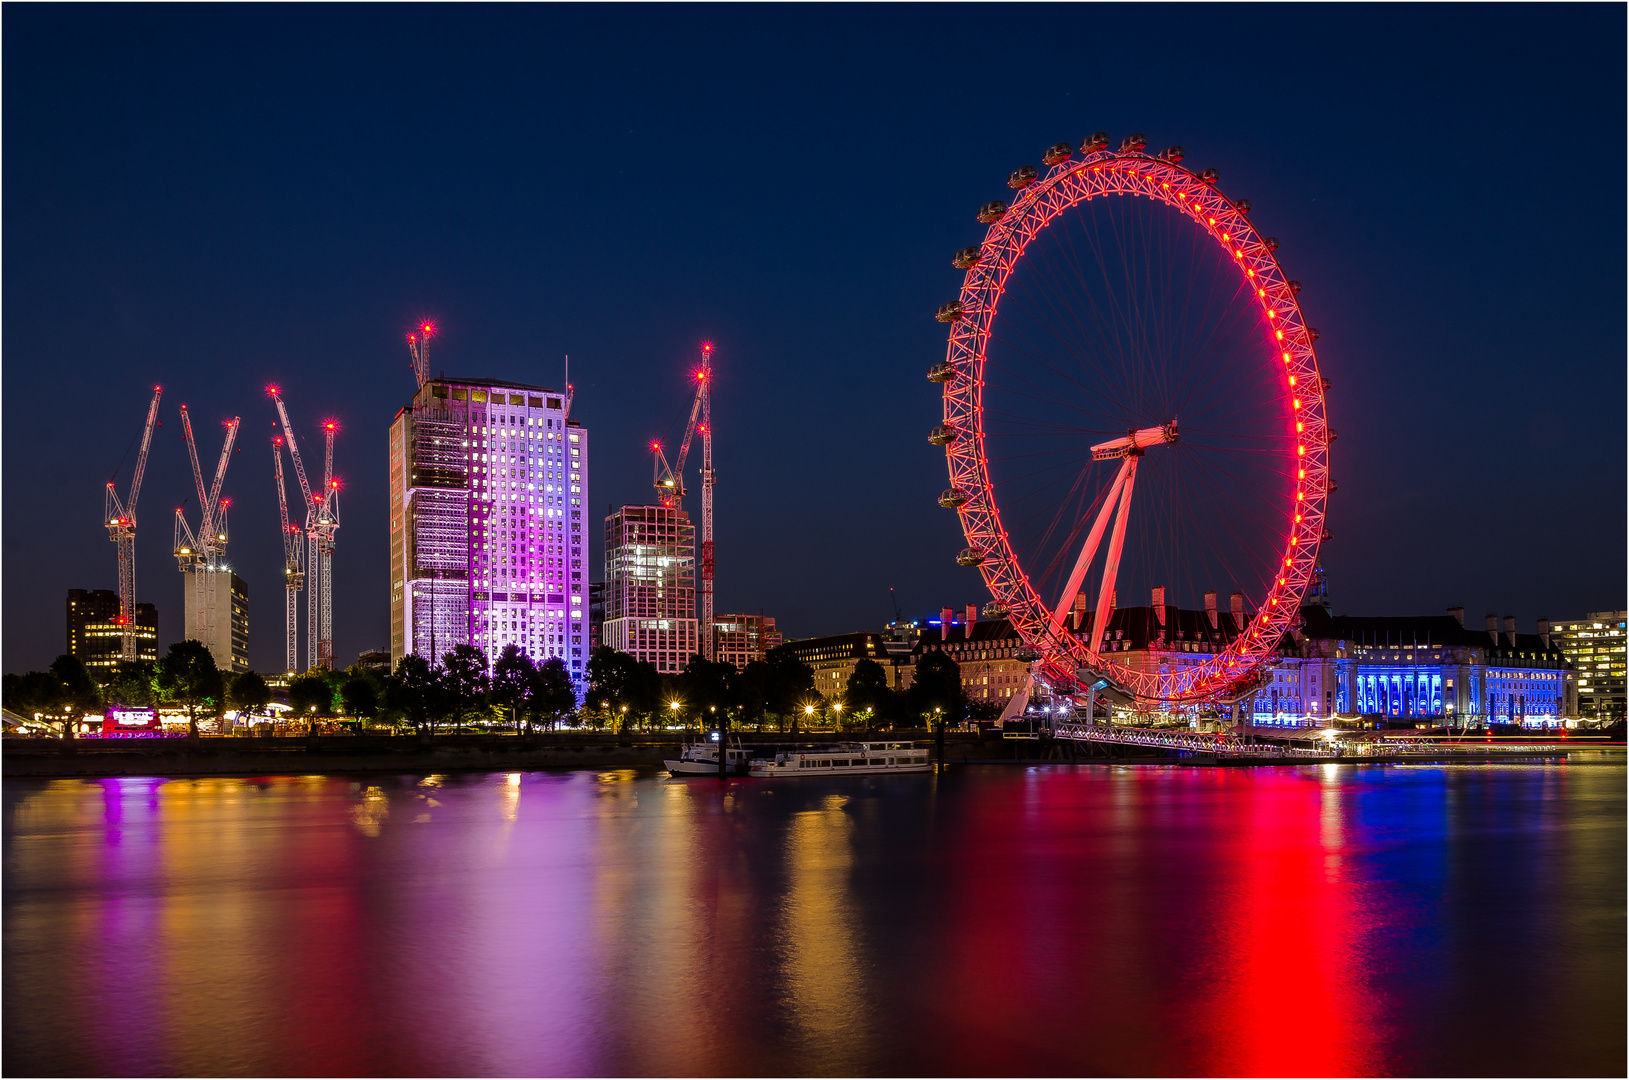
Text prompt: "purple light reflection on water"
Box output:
[[3, 761, 1623, 1076]]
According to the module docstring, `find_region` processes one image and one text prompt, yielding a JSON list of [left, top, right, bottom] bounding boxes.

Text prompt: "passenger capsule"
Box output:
[[956, 547, 986, 567], [1041, 142, 1073, 166], [1007, 165, 1038, 189], [1308, 327, 1321, 342], [976, 200, 1008, 224], [1328, 479, 1339, 493], [1320, 528, 1332, 543], [982, 601, 1009, 617], [1264, 236, 1280, 252], [1015, 647, 1041, 662], [1159, 145, 1185, 163], [938, 488, 970, 509], [1117, 133, 1148, 153], [926, 362, 957, 383], [1234, 198, 1252, 214], [952, 245, 983, 270], [1200, 168, 1220, 185], [1079, 132, 1110, 154], [929, 423, 959, 446], [1326, 428, 1338, 443], [934, 301, 965, 323], [1288, 280, 1303, 295]]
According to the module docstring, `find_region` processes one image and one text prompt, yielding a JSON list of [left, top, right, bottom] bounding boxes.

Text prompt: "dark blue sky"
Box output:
[[5, 4, 1624, 674]]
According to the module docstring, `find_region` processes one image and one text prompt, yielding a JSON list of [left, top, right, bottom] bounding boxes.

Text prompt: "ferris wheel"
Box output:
[[931, 133, 1333, 706]]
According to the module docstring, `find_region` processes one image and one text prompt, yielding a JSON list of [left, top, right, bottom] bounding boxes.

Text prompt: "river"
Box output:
[[4, 760, 1623, 1076]]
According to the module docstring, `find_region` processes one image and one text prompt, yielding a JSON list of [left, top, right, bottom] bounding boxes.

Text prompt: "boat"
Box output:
[[748, 741, 932, 778], [665, 741, 753, 777]]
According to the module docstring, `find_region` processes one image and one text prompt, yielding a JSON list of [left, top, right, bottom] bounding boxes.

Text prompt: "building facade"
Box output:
[[389, 377, 589, 693], [1550, 612, 1626, 721], [907, 608, 1030, 709], [181, 570, 249, 673], [66, 589, 157, 670], [602, 505, 696, 674], [776, 631, 903, 698], [712, 612, 780, 670]]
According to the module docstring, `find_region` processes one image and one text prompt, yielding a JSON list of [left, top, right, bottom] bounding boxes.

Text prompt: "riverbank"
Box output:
[[4, 730, 1110, 778]]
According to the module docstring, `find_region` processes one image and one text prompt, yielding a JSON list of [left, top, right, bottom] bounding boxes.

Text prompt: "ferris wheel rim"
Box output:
[[938, 142, 1333, 705]]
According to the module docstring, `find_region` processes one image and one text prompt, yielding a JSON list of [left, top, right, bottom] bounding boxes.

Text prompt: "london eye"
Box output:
[[932, 133, 1333, 707]]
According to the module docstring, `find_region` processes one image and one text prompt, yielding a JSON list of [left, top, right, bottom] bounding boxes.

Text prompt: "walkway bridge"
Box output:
[[1050, 723, 1571, 762]]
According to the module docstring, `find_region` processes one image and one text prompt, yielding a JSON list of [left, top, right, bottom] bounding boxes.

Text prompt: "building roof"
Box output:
[[430, 376, 564, 394], [775, 631, 893, 662], [1297, 607, 1567, 662]]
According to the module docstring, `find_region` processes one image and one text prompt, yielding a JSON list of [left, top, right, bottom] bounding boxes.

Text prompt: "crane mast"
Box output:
[[270, 387, 338, 670], [407, 321, 436, 388], [272, 434, 305, 674], [315, 420, 341, 669], [173, 406, 241, 660], [649, 344, 716, 660], [104, 386, 162, 661]]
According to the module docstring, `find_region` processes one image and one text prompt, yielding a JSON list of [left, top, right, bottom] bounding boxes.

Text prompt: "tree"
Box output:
[[680, 654, 737, 725], [763, 649, 817, 727], [50, 655, 103, 717], [3, 670, 69, 734], [907, 650, 965, 726], [588, 646, 661, 730], [529, 657, 577, 730], [383, 654, 442, 732], [846, 657, 897, 726], [102, 661, 155, 708], [154, 640, 225, 738], [288, 668, 336, 722], [340, 673, 378, 721], [441, 645, 489, 730], [228, 671, 272, 726], [491, 645, 535, 731], [737, 659, 773, 728]]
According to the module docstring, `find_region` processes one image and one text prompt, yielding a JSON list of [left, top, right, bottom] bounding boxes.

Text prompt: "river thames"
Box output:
[[4, 760, 1623, 1077]]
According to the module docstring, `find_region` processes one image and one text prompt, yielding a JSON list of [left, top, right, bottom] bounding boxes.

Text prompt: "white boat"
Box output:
[[665, 741, 752, 776], [748, 741, 932, 778]]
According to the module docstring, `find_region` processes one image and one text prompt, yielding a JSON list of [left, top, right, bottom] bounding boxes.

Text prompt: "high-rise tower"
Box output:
[[602, 505, 696, 673], [389, 377, 589, 693]]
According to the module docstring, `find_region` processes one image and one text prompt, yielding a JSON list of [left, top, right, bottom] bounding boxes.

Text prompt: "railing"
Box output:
[[1053, 723, 1573, 759], [1054, 723, 1329, 757]]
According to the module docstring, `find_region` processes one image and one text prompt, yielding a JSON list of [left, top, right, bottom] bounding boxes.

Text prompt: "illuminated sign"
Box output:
[[103, 708, 159, 730]]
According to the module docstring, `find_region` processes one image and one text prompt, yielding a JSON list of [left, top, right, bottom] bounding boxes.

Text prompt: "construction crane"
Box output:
[[269, 387, 339, 669], [173, 405, 241, 658], [271, 432, 305, 674], [315, 419, 341, 669], [104, 386, 163, 661], [651, 343, 716, 659], [407, 320, 436, 388]]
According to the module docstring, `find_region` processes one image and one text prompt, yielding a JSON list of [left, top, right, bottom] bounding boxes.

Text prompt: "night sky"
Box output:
[[4, 5, 1624, 675]]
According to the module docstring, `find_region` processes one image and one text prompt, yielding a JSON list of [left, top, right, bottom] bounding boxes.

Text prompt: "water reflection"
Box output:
[[3, 763, 1623, 1076]]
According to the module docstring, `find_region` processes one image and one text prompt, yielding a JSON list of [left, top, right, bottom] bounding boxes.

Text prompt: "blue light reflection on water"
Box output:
[[3, 761, 1623, 1077]]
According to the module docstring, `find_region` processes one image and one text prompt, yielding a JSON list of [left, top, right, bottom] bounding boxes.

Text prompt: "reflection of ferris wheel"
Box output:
[[931, 133, 1333, 706]]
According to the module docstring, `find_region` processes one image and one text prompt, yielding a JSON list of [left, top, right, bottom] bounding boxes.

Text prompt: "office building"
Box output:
[[909, 606, 1030, 707], [602, 505, 695, 673], [713, 612, 780, 669], [356, 648, 392, 675], [66, 589, 157, 670], [1551, 612, 1627, 721], [182, 570, 249, 673], [777, 630, 903, 698], [389, 377, 589, 694]]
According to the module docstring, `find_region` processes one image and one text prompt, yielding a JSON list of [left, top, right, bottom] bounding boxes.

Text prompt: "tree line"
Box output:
[[3, 638, 973, 736]]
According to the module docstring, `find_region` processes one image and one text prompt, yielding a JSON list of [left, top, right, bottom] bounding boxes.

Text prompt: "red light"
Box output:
[[420, 321, 437, 338]]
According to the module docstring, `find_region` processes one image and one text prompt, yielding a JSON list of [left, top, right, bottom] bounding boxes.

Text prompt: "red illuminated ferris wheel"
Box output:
[[931, 133, 1333, 706]]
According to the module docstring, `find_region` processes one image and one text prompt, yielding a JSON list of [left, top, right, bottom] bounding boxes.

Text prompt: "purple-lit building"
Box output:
[[389, 377, 589, 694]]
